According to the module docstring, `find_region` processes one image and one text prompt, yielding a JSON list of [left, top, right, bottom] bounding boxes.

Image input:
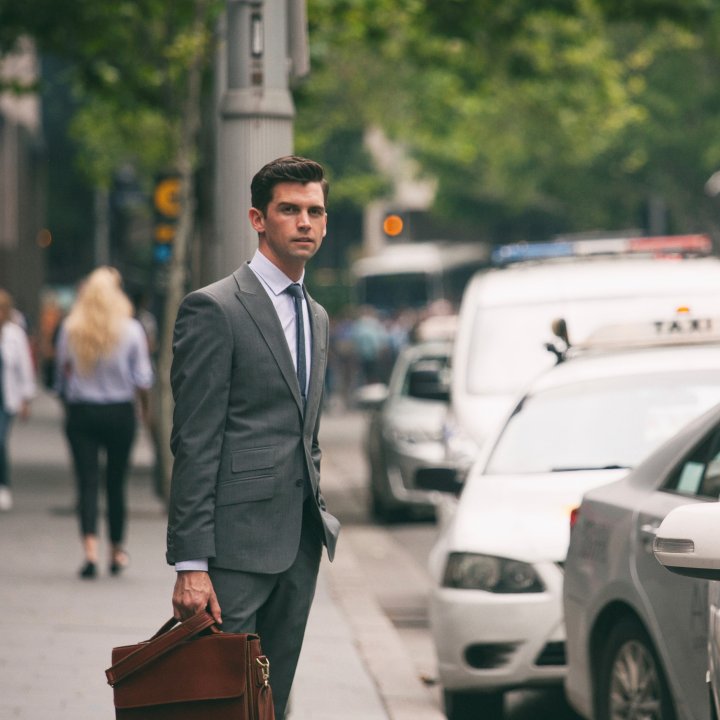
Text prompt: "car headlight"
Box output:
[[442, 552, 545, 593]]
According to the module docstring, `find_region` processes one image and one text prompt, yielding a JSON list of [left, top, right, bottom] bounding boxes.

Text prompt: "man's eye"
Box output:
[[309, 208, 325, 217]]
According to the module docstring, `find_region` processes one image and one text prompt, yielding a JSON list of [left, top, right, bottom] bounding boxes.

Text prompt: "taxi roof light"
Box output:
[[574, 315, 720, 352]]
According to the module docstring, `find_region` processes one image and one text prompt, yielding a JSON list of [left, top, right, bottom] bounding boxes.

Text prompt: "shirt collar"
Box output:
[[249, 250, 305, 297]]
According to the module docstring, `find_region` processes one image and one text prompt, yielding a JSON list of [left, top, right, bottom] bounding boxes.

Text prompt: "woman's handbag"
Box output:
[[105, 611, 275, 720]]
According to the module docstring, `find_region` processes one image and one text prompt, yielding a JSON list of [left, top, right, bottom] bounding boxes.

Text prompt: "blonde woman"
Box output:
[[55, 267, 153, 579]]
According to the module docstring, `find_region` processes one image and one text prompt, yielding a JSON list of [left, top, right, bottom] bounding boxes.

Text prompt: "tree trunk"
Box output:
[[156, 0, 213, 502]]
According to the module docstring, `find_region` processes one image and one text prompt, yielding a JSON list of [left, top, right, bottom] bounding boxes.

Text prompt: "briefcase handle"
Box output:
[[105, 611, 217, 687]]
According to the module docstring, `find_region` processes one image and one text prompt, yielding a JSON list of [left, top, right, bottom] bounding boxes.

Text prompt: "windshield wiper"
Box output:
[[550, 464, 630, 472]]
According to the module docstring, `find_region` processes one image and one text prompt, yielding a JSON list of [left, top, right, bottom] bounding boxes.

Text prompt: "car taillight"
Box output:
[[570, 506, 580, 530]]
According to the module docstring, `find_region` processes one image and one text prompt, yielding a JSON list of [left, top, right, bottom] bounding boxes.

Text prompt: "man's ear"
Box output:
[[249, 207, 265, 233]]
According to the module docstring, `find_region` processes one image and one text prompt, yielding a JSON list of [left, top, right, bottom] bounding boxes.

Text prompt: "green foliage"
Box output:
[[69, 96, 177, 190], [0, 0, 222, 188], [300, 0, 720, 239]]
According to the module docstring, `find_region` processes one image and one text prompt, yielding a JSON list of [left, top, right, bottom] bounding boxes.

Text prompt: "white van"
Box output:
[[450, 234, 720, 455], [352, 240, 490, 314]]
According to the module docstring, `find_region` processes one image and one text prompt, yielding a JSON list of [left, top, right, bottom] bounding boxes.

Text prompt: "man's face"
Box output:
[[250, 181, 327, 279]]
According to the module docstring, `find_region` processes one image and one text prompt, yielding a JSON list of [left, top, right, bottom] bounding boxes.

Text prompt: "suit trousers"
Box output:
[[209, 497, 324, 720]]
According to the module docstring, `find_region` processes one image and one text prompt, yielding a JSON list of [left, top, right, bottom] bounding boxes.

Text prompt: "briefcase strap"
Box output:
[[105, 611, 216, 687]]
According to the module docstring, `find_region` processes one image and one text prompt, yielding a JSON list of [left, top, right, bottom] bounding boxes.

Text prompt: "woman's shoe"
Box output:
[[110, 551, 130, 576], [79, 561, 97, 579]]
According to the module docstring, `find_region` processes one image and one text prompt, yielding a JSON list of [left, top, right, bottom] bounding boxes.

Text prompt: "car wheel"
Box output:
[[596, 616, 675, 720], [369, 478, 403, 523], [443, 689, 504, 720], [368, 459, 405, 523]]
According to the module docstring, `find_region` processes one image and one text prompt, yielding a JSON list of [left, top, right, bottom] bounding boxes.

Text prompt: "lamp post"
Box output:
[[214, 0, 308, 278]]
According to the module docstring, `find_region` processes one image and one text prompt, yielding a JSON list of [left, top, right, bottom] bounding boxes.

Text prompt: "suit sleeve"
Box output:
[[166, 291, 232, 564]]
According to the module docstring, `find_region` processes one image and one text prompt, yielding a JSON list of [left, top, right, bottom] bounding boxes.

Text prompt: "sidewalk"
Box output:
[[0, 391, 445, 720]]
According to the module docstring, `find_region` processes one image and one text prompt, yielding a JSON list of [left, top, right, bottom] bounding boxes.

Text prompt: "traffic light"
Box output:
[[383, 213, 405, 238], [153, 174, 181, 263]]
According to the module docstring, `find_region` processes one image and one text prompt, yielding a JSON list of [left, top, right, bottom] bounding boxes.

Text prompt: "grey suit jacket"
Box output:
[[166, 263, 340, 574]]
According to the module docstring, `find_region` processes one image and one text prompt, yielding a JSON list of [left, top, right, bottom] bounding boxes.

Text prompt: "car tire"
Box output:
[[596, 616, 676, 720], [368, 459, 405, 523], [369, 479, 403, 523], [443, 689, 504, 720]]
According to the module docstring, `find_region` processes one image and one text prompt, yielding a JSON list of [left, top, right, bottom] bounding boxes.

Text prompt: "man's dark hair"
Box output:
[[251, 156, 329, 215]]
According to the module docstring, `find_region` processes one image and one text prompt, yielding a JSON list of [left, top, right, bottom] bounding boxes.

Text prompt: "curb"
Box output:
[[327, 535, 446, 720]]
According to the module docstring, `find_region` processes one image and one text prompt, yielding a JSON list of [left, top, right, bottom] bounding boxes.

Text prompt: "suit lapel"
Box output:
[[232, 264, 304, 411]]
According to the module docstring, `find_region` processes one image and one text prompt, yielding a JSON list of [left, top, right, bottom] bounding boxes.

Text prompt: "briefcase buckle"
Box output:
[[256, 656, 270, 687]]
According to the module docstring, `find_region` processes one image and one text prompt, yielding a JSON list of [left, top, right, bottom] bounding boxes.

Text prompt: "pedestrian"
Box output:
[[167, 156, 340, 720], [55, 267, 154, 579], [0, 289, 36, 511]]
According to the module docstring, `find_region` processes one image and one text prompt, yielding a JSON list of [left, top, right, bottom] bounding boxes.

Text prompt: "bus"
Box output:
[[351, 240, 490, 314]]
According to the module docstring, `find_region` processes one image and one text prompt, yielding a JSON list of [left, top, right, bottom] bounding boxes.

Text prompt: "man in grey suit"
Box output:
[[166, 156, 340, 719]]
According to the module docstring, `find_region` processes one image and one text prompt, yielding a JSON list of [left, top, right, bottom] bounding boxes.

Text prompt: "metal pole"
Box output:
[[215, 0, 295, 278]]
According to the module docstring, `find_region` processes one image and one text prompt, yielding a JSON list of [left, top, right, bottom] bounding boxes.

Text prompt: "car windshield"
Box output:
[[485, 370, 720, 474]]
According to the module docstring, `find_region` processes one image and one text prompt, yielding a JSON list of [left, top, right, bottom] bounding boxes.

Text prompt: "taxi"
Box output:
[[424, 312, 720, 720]]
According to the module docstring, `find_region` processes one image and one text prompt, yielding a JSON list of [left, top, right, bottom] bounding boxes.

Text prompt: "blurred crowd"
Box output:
[[11, 283, 457, 430], [326, 300, 456, 410]]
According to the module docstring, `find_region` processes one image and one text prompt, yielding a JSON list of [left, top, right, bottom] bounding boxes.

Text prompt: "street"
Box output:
[[0, 392, 580, 719], [320, 406, 582, 720]]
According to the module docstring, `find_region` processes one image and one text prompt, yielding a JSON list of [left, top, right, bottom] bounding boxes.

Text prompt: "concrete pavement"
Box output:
[[0, 391, 445, 720]]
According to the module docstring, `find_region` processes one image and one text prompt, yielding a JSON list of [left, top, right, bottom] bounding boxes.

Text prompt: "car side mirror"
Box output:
[[407, 368, 450, 402], [653, 502, 720, 581]]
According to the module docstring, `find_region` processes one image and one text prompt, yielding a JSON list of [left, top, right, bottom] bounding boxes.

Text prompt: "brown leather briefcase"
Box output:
[[105, 611, 274, 720]]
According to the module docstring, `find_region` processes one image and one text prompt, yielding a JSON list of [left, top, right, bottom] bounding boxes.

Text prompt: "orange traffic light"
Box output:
[[383, 214, 404, 237]]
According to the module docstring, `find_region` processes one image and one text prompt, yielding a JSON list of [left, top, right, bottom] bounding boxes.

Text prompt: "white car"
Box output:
[[450, 235, 720, 453], [425, 320, 720, 720]]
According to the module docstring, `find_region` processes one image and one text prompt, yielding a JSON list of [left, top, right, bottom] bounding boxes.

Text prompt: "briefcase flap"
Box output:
[[112, 634, 247, 709]]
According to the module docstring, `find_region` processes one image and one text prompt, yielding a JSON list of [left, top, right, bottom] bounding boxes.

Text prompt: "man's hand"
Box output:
[[172, 571, 222, 625]]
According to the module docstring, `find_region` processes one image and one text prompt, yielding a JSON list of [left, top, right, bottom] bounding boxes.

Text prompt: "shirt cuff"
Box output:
[[175, 559, 209, 572]]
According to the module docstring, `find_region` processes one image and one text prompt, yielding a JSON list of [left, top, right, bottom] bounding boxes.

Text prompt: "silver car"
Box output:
[[356, 339, 454, 521], [564, 399, 720, 720], [654, 424, 720, 720]]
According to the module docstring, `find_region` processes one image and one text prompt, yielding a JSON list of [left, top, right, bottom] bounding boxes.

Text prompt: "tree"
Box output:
[[0, 0, 223, 498], [298, 0, 720, 241]]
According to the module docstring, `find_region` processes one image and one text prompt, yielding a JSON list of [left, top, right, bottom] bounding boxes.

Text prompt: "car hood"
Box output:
[[444, 468, 629, 563]]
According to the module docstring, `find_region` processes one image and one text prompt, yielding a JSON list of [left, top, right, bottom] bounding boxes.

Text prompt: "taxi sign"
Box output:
[[577, 315, 720, 351]]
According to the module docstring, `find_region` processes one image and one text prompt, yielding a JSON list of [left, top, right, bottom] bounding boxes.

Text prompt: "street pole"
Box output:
[[215, 0, 295, 278]]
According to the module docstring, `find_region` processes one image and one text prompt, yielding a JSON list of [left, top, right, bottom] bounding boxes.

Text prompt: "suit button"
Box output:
[[295, 479, 304, 487]]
